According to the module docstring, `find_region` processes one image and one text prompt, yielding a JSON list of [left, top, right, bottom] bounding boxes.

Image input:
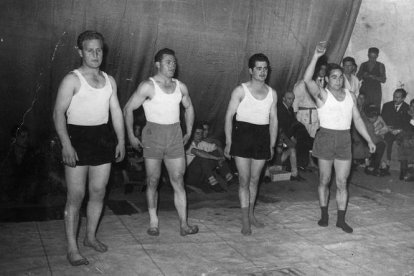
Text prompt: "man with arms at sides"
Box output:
[[304, 43, 375, 233], [53, 31, 125, 266], [123, 48, 198, 237], [224, 53, 278, 235]]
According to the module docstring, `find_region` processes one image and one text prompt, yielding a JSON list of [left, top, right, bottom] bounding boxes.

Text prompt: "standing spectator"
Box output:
[[357, 47, 386, 107]]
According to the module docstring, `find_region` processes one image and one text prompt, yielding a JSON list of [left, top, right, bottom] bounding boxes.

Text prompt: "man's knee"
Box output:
[[146, 175, 160, 187], [89, 186, 106, 200], [169, 170, 184, 183], [66, 190, 85, 206], [319, 174, 331, 186], [335, 178, 347, 191]]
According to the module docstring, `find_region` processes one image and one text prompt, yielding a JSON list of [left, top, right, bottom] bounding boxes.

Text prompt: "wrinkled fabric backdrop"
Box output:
[[0, 0, 361, 150]]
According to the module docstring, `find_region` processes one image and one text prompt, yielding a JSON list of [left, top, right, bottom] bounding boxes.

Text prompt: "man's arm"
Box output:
[[52, 73, 78, 167], [351, 94, 376, 153], [180, 82, 194, 146], [108, 76, 125, 162], [378, 63, 386, 83], [191, 148, 222, 160], [123, 80, 152, 150], [303, 48, 326, 104], [224, 86, 243, 158], [269, 89, 278, 160]]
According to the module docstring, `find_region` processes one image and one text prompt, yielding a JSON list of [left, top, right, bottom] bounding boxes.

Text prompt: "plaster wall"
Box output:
[[345, 0, 414, 105]]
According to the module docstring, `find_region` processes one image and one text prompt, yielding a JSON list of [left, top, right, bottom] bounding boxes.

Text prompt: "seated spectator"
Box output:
[[381, 88, 411, 174], [0, 125, 40, 203], [185, 124, 235, 192], [352, 94, 370, 167], [277, 91, 312, 179], [397, 99, 414, 181], [362, 105, 389, 176]]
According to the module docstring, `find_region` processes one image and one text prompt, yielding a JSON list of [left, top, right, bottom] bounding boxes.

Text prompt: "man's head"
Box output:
[[248, 53, 270, 82], [313, 55, 328, 81], [133, 123, 142, 138], [77, 30, 104, 68], [193, 124, 204, 143], [201, 122, 210, 139], [393, 88, 407, 106], [357, 93, 366, 108], [368, 47, 379, 62], [154, 48, 176, 78], [409, 99, 414, 117], [325, 63, 344, 91], [283, 91, 295, 108], [11, 125, 29, 147], [342, 56, 356, 75], [365, 104, 380, 123]]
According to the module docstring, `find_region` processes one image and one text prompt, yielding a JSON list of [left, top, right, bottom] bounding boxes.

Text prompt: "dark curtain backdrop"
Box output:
[[0, 0, 361, 150]]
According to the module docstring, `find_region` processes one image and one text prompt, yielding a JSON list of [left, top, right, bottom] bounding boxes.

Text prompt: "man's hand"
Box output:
[[62, 144, 78, 167], [115, 142, 125, 162], [224, 143, 231, 159], [182, 133, 191, 146], [368, 141, 376, 153], [268, 147, 274, 161], [129, 135, 143, 151]]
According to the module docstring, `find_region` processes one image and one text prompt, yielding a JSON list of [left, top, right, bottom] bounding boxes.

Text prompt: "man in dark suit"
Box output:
[[277, 91, 313, 180], [381, 88, 411, 174]]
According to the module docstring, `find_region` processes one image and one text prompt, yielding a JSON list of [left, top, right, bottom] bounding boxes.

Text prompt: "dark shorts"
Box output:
[[312, 127, 352, 160], [67, 124, 116, 166], [142, 122, 185, 160], [230, 120, 270, 160]]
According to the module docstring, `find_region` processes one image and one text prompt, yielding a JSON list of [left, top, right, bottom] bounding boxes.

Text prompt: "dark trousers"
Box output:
[[371, 141, 386, 170], [384, 132, 402, 160], [185, 156, 232, 188]]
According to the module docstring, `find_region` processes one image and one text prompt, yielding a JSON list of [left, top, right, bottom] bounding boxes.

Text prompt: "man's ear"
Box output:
[[78, 48, 83, 58]]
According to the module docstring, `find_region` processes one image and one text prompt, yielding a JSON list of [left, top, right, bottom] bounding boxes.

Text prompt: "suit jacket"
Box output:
[[277, 102, 297, 137], [381, 101, 411, 130]]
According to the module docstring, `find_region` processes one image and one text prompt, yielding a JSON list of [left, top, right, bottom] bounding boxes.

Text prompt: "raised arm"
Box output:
[[108, 76, 125, 162], [224, 86, 243, 159], [123, 81, 152, 150], [180, 82, 194, 146], [53, 73, 78, 167], [304, 47, 327, 104], [269, 89, 278, 160], [351, 94, 376, 153]]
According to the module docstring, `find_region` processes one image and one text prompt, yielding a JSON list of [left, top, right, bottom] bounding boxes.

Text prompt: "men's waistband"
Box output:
[[298, 107, 317, 110]]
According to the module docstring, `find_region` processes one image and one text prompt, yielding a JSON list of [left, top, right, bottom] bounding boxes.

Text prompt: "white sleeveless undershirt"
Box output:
[[143, 77, 182, 124], [236, 83, 273, 125], [66, 70, 112, 126], [318, 88, 354, 130]]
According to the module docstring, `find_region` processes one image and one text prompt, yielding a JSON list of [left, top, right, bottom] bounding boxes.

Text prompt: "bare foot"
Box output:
[[67, 251, 89, 266], [83, 238, 108, 253], [241, 226, 252, 236], [250, 216, 265, 228]]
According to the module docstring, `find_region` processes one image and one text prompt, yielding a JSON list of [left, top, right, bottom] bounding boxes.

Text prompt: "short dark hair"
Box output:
[[342, 56, 356, 66], [394, 88, 407, 98], [365, 104, 380, 118], [326, 63, 343, 77], [77, 30, 104, 50], [248, 53, 270, 69], [154, 48, 176, 63], [193, 122, 204, 131], [368, 47, 379, 55], [312, 55, 328, 80]]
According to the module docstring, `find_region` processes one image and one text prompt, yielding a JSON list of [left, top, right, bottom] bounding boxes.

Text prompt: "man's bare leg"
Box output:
[[334, 159, 353, 233], [164, 157, 198, 235], [64, 165, 89, 264], [145, 158, 162, 235], [83, 163, 111, 252], [249, 159, 266, 228], [235, 157, 252, 235], [317, 159, 333, 226]]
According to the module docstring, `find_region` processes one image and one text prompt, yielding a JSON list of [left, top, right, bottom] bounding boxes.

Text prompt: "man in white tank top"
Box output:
[[224, 53, 278, 235], [124, 48, 198, 237], [304, 44, 375, 234], [53, 31, 125, 266]]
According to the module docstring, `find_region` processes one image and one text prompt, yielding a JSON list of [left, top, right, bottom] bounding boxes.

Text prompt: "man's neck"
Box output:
[[79, 65, 100, 76], [154, 73, 173, 84], [249, 79, 265, 90]]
